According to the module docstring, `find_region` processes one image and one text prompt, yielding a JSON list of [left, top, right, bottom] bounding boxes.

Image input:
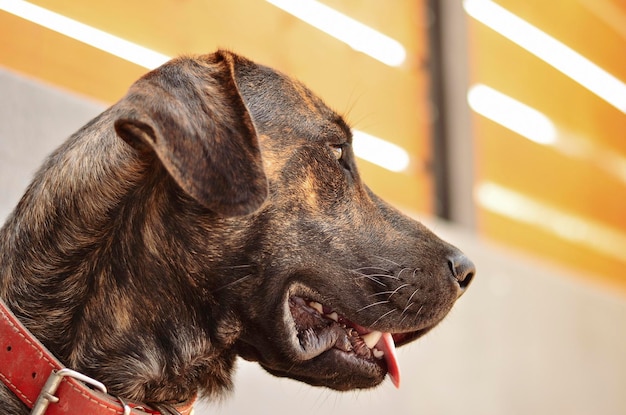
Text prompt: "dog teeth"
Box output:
[[307, 301, 339, 322], [303, 300, 342, 324], [372, 348, 384, 359], [309, 301, 323, 314], [362, 330, 383, 349]]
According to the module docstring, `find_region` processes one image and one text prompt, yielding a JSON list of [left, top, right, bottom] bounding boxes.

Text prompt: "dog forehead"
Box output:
[[233, 58, 349, 144]]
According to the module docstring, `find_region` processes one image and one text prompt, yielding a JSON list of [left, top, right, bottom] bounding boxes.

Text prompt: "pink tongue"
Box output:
[[381, 333, 400, 388]]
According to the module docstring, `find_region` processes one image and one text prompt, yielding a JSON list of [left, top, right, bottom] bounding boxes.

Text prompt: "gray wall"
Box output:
[[1, 68, 625, 415], [0, 69, 104, 222]]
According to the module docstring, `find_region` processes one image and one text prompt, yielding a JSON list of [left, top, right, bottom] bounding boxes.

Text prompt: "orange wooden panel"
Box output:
[[0, 1, 434, 212], [323, 0, 430, 60], [498, 0, 626, 91], [25, 0, 433, 172], [482, 211, 626, 293], [496, 0, 626, 153], [0, 13, 147, 103], [476, 91, 626, 230], [468, 0, 626, 289]]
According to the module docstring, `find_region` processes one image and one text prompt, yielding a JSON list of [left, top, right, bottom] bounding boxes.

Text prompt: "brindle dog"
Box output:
[[0, 50, 475, 413]]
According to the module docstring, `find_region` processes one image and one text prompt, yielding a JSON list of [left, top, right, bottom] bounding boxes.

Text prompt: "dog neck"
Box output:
[[0, 299, 197, 414], [0, 120, 242, 404]]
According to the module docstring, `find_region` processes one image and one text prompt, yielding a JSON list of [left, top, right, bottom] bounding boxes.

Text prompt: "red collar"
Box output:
[[0, 300, 195, 415]]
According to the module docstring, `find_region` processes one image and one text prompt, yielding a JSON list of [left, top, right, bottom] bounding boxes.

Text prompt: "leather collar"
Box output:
[[0, 300, 195, 415]]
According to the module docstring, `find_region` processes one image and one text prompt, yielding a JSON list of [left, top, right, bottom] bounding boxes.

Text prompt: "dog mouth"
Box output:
[[287, 294, 426, 388]]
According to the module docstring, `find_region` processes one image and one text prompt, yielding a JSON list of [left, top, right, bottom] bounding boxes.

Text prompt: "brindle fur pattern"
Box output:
[[0, 50, 472, 413]]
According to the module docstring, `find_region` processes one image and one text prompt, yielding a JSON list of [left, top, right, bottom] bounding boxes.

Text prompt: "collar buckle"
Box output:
[[31, 368, 107, 415]]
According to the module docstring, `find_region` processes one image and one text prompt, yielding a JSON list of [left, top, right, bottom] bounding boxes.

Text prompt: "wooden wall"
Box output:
[[467, 0, 626, 290], [0, 0, 434, 212]]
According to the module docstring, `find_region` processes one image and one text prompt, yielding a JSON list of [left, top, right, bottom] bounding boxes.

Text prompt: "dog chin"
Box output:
[[259, 348, 387, 391]]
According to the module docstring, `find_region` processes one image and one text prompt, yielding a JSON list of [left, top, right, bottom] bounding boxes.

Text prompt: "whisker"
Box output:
[[351, 266, 391, 273], [369, 309, 396, 327], [365, 273, 399, 280], [213, 274, 253, 292], [367, 290, 397, 298], [386, 283, 410, 301], [217, 264, 254, 269], [372, 255, 401, 267], [352, 274, 387, 287], [356, 300, 389, 313], [401, 301, 414, 317], [404, 287, 420, 308], [401, 303, 423, 319], [396, 267, 413, 279]]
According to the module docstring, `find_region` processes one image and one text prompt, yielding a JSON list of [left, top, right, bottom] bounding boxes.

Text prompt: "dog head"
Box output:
[[114, 50, 475, 392]]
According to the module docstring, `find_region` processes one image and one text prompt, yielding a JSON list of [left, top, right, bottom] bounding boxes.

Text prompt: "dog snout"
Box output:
[[447, 253, 476, 292]]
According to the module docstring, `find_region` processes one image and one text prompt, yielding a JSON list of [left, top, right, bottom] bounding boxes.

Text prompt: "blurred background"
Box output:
[[1, 0, 625, 413]]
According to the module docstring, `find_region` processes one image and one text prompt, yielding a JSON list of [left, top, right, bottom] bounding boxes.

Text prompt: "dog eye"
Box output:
[[331, 145, 344, 161]]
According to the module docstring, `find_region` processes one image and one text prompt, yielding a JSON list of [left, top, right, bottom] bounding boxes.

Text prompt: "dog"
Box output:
[[0, 50, 475, 414]]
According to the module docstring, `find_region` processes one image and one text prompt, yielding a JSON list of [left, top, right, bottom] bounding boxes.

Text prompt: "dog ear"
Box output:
[[114, 51, 267, 217]]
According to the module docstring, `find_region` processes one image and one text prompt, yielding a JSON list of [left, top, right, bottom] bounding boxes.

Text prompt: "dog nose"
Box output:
[[447, 254, 475, 291]]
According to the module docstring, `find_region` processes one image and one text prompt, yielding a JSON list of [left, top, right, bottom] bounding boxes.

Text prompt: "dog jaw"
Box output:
[[233, 280, 441, 391], [287, 296, 401, 388]]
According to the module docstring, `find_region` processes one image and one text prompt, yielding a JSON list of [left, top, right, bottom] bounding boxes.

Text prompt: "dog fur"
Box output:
[[0, 50, 474, 413]]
